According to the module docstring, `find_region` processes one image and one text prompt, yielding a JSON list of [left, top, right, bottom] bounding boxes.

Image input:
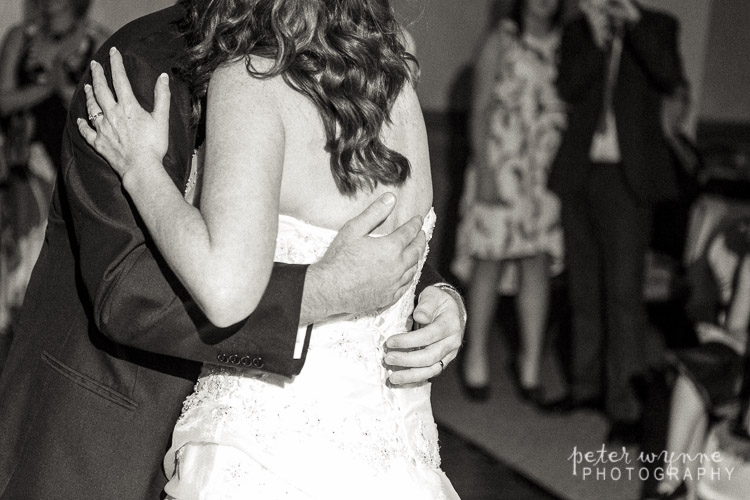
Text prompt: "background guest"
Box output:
[[646, 218, 749, 500], [453, 0, 566, 402], [547, 0, 684, 444], [0, 0, 107, 364]]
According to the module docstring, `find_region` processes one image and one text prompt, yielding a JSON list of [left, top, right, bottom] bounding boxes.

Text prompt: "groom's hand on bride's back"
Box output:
[[299, 192, 426, 325]]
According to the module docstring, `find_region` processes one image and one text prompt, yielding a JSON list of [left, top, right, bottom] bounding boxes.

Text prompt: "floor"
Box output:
[[431, 288, 692, 500], [438, 424, 561, 500]]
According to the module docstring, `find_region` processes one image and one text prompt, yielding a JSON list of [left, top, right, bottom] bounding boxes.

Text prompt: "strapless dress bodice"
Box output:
[[164, 208, 458, 500]]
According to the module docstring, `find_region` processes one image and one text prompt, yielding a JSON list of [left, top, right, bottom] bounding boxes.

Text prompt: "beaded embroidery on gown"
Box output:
[[163, 154, 458, 500]]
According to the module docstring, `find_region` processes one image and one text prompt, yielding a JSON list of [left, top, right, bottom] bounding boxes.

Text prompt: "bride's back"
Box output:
[[273, 72, 432, 234], [184, 0, 432, 234]]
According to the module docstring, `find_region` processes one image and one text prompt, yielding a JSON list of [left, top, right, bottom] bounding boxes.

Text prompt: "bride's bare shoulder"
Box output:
[[207, 58, 290, 137], [210, 57, 288, 100]]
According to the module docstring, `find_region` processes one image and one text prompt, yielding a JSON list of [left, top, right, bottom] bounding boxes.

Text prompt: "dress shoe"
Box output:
[[458, 362, 490, 401], [508, 361, 546, 409], [518, 385, 547, 409], [607, 419, 642, 446], [462, 383, 490, 401], [457, 353, 490, 402], [539, 394, 604, 414]]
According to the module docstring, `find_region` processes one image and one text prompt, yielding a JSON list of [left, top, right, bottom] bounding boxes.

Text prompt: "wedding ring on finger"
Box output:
[[89, 112, 104, 123], [438, 360, 445, 374]]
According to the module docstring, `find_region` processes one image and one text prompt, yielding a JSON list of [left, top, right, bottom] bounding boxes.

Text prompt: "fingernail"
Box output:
[[384, 354, 396, 364], [84, 83, 91, 91], [76, 118, 82, 124], [159, 72, 169, 81], [90, 60, 97, 70], [109, 46, 117, 55], [381, 192, 395, 205]]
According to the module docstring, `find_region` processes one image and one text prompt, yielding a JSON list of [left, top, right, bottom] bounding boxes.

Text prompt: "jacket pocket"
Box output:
[[42, 351, 139, 412]]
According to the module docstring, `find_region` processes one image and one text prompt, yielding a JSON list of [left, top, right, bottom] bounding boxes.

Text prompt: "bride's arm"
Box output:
[[79, 49, 281, 327]]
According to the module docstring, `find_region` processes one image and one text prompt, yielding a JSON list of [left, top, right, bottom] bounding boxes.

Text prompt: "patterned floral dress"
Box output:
[[452, 21, 566, 284]]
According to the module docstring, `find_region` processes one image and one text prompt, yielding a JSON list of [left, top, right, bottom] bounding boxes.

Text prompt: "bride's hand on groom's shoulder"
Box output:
[[301, 192, 426, 324], [384, 285, 465, 385], [77, 47, 170, 183]]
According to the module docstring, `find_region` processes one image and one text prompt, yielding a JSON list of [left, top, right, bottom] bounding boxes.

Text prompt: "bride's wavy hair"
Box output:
[[177, 0, 418, 195]]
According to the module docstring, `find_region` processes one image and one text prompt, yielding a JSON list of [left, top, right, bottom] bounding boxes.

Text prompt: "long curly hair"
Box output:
[[177, 0, 417, 195]]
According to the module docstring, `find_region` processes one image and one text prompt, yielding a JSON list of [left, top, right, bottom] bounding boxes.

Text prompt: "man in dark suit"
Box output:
[[548, 0, 683, 442], [0, 3, 466, 498]]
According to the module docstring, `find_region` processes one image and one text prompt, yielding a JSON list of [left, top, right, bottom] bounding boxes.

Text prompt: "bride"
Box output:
[[77, 0, 459, 498]]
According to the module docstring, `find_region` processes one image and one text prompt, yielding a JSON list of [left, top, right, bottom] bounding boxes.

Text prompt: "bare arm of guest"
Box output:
[[470, 30, 503, 203], [0, 26, 55, 116]]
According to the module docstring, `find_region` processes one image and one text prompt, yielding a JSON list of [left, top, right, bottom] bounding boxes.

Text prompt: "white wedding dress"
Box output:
[[163, 169, 459, 499]]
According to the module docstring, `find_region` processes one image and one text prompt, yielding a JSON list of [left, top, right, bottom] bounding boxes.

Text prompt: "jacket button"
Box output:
[[217, 353, 228, 363], [229, 354, 240, 364], [240, 356, 251, 366], [252, 357, 264, 368]]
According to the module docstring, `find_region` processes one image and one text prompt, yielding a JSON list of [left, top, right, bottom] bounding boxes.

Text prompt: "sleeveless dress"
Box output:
[[451, 20, 566, 287], [163, 158, 458, 499]]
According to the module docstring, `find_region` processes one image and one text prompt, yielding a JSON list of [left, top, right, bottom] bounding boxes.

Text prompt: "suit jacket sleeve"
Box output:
[[624, 10, 683, 94], [556, 18, 607, 104], [62, 49, 307, 377], [415, 263, 442, 299]]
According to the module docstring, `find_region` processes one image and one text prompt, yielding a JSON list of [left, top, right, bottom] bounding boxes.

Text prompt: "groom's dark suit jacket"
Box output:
[[0, 6, 440, 499], [549, 7, 683, 204]]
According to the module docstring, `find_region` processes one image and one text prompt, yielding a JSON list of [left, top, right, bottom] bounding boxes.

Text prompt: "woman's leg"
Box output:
[[462, 258, 503, 388], [515, 254, 550, 389], [657, 374, 708, 496]]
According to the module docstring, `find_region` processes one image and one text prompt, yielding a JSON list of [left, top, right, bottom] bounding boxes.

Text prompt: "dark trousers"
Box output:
[[560, 163, 651, 421]]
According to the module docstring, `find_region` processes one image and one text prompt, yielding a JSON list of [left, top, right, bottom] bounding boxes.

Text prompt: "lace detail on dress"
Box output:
[[178, 367, 440, 472], [168, 209, 455, 498]]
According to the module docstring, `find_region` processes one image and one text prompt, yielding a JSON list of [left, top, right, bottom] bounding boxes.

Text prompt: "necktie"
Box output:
[[596, 29, 623, 133]]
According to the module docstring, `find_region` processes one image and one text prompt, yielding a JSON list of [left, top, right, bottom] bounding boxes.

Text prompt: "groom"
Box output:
[[0, 3, 465, 499]]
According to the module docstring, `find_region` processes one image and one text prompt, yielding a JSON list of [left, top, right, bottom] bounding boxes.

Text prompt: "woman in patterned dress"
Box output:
[[454, 0, 566, 401], [0, 0, 107, 359]]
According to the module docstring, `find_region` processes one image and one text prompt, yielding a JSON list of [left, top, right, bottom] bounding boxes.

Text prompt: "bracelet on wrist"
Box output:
[[431, 282, 467, 330]]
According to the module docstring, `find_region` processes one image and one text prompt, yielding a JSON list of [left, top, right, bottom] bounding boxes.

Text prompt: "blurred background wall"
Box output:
[[700, 0, 750, 124], [0, 2, 24, 38], [393, 0, 738, 127], [0, 0, 173, 45], [1, 0, 747, 125]]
